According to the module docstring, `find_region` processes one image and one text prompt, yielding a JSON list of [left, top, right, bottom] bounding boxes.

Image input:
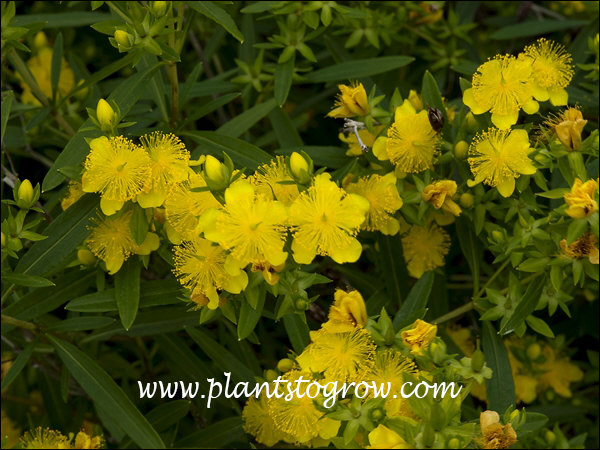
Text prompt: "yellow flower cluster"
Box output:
[[20, 427, 103, 449], [464, 38, 574, 129]]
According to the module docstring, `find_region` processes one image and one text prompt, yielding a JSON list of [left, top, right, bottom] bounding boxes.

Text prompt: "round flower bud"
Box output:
[[265, 369, 278, 382], [295, 299, 308, 310], [1, 231, 6, 248], [459, 192, 474, 208], [369, 407, 385, 422], [491, 230, 504, 243], [447, 438, 460, 449], [545, 430, 556, 446], [96, 98, 116, 130], [150, 1, 168, 16], [33, 31, 49, 49], [276, 358, 295, 373], [114, 30, 133, 50], [77, 249, 97, 266], [526, 343, 541, 361], [454, 140, 469, 160], [465, 111, 478, 132]]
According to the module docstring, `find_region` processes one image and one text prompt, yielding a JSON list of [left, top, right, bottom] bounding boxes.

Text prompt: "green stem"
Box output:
[[2, 314, 37, 330], [433, 301, 475, 324]]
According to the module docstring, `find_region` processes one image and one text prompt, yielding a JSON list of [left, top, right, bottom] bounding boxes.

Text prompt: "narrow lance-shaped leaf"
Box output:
[[482, 321, 516, 413], [393, 271, 434, 329]]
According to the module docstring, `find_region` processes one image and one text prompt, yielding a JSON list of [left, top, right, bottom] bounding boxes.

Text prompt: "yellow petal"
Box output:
[[136, 232, 159, 255], [223, 270, 248, 294], [105, 254, 125, 274], [329, 238, 362, 264], [224, 180, 254, 204], [372, 137, 389, 161], [394, 99, 417, 121], [522, 98, 540, 115], [137, 190, 166, 208], [291, 238, 317, 264], [530, 84, 550, 101], [100, 197, 124, 216], [379, 217, 400, 235], [164, 222, 182, 245], [462, 88, 487, 115], [496, 177, 516, 197], [491, 111, 519, 129], [549, 87, 568, 106]]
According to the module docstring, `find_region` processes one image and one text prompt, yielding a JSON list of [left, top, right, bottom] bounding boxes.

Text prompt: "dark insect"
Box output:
[[427, 107, 444, 133]]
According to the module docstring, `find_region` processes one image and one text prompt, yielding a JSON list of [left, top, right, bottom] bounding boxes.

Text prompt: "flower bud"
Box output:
[[265, 369, 278, 382], [471, 349, 486, 372], [150, 1, 168, 16], [465, 111, 478, 132], [459, 193, 474, 208], [295, 299, 308, 310], [526, 343, 541, 361], [77, 249, 97, 266], [1, 231, 6, 248], [447, 438, 460, 449], [204, 155, 229, 190], [491, 230, 504, 243], [114, 30, 133, 50], [33, 31, 49, 49], [96, 98, 116, 131], [290, 152, 311, 184], [277, 358, 295, 373], [454, 140, 469, 160], [421, 424, 435, 448], [17, 179, 35, 208], [545, 430, 556, 446], [369, 407, 385, 422]]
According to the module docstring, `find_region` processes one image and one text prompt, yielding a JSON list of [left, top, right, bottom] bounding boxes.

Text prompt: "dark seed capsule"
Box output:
[[427, 107, 444, 132]]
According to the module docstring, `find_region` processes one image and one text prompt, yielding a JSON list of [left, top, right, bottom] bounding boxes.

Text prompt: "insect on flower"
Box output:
[[343, 119, 370, 152], [427, 107, 444, 133]]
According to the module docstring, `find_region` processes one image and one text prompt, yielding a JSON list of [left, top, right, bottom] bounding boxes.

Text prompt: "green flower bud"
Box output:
[[369, 407, 385, 422], [421, 424, 435, 447], [471, 348, 486, 372], [277, 358, 295, 373], [150, 1, 168, 16], [459, 193, 474, 208], [265, 369, 278, 382], [491, 230, 504, 243], [454, 140, 469, 159], [526, 343, 541, 361], [447, 437, 460, 449], [465, 112, 478, 132], [295, 299, 308, 310], [545, 430, 556, 446], [77, 249, 97, 266], [114, 30, 133, 50]]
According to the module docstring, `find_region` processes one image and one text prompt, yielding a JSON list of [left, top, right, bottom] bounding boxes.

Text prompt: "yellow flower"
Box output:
[[243, 394, 292, 446], [514, 374, 538, 404], [201, 180, 288, 267], [367, 425, 410, 449], [463, 55, 538, 129], [250, 260, 284, 286], [478, 410, 517, 449], [1, 410, 21, 448], [164, 173, 221, 242], [289, 173, 369, 264], [20, 427, 71, 449], [267, 371, 323, 443], [136, 132, 190, 208], [401, 222, 450, 278], [564, 178, 598, 218], [61, 181, 85, 210], [322, 288, 368, 333], [82, 136, 151, 215], [520, 38, 574, 106], [251, 155, 299, 205], [86, 211, 159, 274], [72, 431, 104, 449], [551, 107, 588, 151], [401, 319, 437, 355], [538, 344, 584, 397], [339, 126, 384, 156], [19, 47, 75, 105], [345, 173, 403, 235], [365, 349, 416, 418], [301, 328, 375, 382], [173, 237, 248, 309], [560, 233, 599, 264], [327, 82, 370, 118], [468, 128, 536, 198], [422, 180, 462, 218], [373, 100, 440, 173]]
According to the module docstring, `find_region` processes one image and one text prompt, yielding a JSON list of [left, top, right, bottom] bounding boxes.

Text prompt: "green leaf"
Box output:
[[43, 61, 161, 192], [536, 188, 569, 199], [179, 93, 240, 128], [216, 98, 277, 138], [145, 400, 191, 432], [304, 56, 414, 83], [269, 106, 303, 148], [525, 315, 555, 338], [377, 234, 409, 309], [519, 412, 548, 435], [129, 205, 149, 245], [238, 285, 266, 340], [188, 2, 244, 43], [15, 194, 98, 276], [185, 130, 271, 170], [1, 91, 14, 146], [65, 279, 182, 312], [47, 316, 115, 332], [500, 275, 546, 335], [490, 19, 588, 40], [175, 417, 245, 448], [1, 273, 55, 288], [567, 219, 588, 245], [47, 336, 165, 449], [393, 271, 434, 329], [274, 56, 295, 107], [50, 32, 63, 101], [482, 321, 516, 413], [114, 258, 141, 331], [421, 70, 445, 111], [186, 327, 255, 383], [1, 341, 36, 392], [283, 313, 310, 353], [13, 11, 112, 27], [455, 216, 481, 294]]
